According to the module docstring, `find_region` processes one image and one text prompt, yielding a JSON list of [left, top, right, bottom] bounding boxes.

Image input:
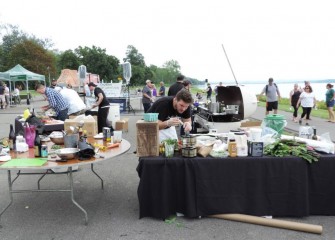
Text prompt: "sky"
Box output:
[[1, 0, 335, 83]]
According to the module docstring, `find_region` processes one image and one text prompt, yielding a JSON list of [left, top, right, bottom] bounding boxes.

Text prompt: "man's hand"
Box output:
[[167, 117, 183, 127], [183, 122, 192, 132]]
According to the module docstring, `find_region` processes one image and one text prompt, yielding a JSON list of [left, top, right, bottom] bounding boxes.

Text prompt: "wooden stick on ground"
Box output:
[[210, 214, 322, 235]]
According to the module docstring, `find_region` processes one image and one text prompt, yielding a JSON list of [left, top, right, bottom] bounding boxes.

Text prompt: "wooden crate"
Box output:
[[136, 120, 159, 157]]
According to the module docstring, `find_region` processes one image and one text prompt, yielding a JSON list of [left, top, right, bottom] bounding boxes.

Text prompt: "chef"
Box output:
[[147, 89, 193, 142]]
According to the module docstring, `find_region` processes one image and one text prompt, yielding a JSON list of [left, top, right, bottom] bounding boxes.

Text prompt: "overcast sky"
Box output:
[[1, 0, 335, 83]]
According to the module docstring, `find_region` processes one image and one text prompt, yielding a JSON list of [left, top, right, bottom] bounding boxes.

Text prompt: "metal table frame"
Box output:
[[0, 164, 103, 225], [0, 139, 130, 225]]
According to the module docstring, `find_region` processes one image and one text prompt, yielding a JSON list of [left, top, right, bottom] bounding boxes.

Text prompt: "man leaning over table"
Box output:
[[35, 83, 69, 121], [147, 89, 193, 142]]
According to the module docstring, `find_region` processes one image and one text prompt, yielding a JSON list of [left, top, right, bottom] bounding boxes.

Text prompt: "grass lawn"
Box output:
[[257, 101, 329, 119]]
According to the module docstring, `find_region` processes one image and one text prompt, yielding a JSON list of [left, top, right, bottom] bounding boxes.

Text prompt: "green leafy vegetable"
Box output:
[[264, 139, 320, 163]]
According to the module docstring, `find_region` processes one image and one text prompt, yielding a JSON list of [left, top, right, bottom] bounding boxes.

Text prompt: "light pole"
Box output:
[[47, 66, 51, 86]]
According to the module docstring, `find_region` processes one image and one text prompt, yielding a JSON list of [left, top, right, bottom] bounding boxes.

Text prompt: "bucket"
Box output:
[[108, 103, 120, 128], [64, 134, 79, 148], [262, 114, 287, 135]]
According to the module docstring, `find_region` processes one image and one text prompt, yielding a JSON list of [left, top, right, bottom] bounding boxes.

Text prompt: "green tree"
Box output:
[[124, 45, 145, 66], [75, 45, 120, 81], [8, 39, 56, 81], [57, 50, 80, 70]]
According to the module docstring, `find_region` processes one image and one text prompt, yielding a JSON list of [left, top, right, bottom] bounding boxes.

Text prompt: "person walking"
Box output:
[[86, 82, 111, 133], [203, 83, 212, 101], [289, 84, 302, 122], [296, 85, 316, 125], [142, 80, 154, 113], [325, 83, 335, 123], [35, 83, 69, 121], [168, 75, 185, 96], [258, 78, 281, 115]]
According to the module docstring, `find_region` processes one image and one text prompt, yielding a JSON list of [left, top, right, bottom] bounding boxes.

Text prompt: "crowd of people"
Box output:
[[258, 78, 335, 126], [0, 81, 22, 109]]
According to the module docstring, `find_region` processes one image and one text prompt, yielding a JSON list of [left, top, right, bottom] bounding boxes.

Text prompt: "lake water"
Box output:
[[196, 82, 331, 101]]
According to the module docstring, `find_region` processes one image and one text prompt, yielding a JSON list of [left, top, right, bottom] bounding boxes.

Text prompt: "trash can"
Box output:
[[262, 114, 287, 135]]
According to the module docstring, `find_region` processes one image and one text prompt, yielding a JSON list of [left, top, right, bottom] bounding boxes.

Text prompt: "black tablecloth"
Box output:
[[137, 154, 335, 219]]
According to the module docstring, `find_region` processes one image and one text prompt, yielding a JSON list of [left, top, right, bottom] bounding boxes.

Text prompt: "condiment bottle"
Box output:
[[228, 139, 237, 157], [34, 129, 41, 157], [9, 124, 16, 151], [312, 128, 318, 140]]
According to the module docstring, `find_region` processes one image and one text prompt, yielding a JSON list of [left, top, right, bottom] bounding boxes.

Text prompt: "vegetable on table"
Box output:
[[264, 139, 320, 163]]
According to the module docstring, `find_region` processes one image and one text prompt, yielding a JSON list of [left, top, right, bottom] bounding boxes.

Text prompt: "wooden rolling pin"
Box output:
[[210, 214, 322, 235]]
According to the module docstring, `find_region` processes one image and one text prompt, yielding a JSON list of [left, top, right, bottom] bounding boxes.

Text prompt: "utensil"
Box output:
[[50, 148, 79, 160]]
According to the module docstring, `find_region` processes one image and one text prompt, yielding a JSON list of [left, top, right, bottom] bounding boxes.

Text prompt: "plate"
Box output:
[[94, 134, 103, 139]]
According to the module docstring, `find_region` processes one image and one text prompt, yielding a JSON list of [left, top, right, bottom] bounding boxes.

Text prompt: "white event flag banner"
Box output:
[[97, 83, 122, 98]]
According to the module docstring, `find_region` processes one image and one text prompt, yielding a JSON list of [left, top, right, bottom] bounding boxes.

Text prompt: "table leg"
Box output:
[[11, 170, 21, 184], [0, 170, 14, 220], [68, 167, 88, 225], [90, 164, 104, 189], [37, 171, 49, 190]]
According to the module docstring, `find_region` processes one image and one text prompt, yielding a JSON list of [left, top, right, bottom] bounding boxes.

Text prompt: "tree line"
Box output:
[[0, 24, 205, 87]]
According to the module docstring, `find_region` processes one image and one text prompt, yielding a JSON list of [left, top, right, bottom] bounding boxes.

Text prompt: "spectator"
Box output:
[[297, 85, 316, 125], [4, 83, 9, 108], [0, 82, 6, 109], [50, 79, 58, 88], [325, 83, 335, 123], [183, 80, 192, 92], [203, 83, 213, 101], [142, 80, 154, 113], [152, 83, 157, 98], [258, 78, 281, 115], [159, 82, 165, 96], [168, 75, 185, 96], [196, 92, 203, 100], [12, 85, 20, 105], [289, 84, 302, 122], [35, 83, 69, 121]]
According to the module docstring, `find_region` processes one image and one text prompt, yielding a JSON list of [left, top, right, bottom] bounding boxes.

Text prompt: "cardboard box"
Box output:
[[240, 121, 262, 128], [136, 120, 159, 157], [69, 114, 97, 122], [115, 118, 129, 132], [64, 117, 97, 137]]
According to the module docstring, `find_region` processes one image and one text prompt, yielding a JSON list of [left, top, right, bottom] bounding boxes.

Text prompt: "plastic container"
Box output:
[[228, 139, 237, 157], [262, 114, 287, 135], [143, 113, 159, 122]]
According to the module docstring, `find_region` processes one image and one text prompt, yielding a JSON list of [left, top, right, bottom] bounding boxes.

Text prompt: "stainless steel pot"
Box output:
[[182, 147, 197, 158], [181, 135, 197, 147]]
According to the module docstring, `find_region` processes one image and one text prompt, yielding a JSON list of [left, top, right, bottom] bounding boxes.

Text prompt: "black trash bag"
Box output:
[[77, 139, 95, 160], [25, 115, 45, 134]]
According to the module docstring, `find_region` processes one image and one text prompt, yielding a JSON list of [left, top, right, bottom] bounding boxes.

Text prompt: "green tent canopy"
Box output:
[[0, 72, 10, 81], [4, 64, 46, 92]]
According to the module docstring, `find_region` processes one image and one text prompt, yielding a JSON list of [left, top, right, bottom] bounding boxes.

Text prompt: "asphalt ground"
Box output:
[[0, 96, 334, 240]]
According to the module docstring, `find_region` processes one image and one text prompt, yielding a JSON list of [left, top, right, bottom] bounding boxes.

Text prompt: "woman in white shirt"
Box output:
[[296, 85, 316, 126]]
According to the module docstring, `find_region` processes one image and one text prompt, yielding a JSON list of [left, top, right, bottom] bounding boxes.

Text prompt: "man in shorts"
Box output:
[[258, 78, 281, 115]]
